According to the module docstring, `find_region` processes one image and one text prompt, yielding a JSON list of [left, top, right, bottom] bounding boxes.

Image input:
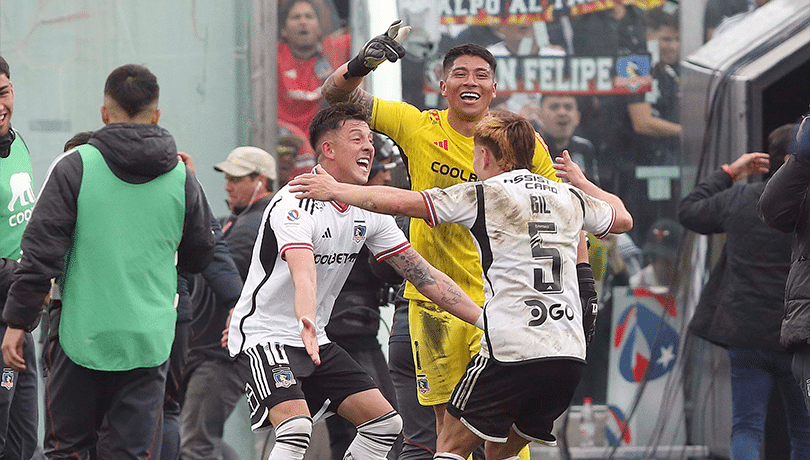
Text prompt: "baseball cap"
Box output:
[[214, 146, 277, 181], [643, 218, 683, 259]]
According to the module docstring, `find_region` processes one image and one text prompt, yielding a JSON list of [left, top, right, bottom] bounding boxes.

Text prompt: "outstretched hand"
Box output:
[[553, 150, 589, 189], [288, 165, 338, 201], [344, 20, 411, 78], [299, 317, 321, 365], [726, 152, 769, 181]]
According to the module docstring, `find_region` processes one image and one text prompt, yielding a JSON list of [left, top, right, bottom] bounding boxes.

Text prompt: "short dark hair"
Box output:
[[279, 0, 322, 36], [64, 131, 95, 152], [104, 64, 159, 118], [768, 123, 796, 175], [309, 103, 370, 152], [443, 44, 497, 76], [645, 7, 679, 31], [474, 110, 535, 172], [0, 55, 9, 79]]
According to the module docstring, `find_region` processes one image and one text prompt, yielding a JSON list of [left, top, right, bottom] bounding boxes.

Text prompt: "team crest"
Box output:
[[416, 374, 430, 395], [1, 368, 14, 390], [353, 224, 367, 243], [615, 55, 652, 92], [273, 367, 296, 388]]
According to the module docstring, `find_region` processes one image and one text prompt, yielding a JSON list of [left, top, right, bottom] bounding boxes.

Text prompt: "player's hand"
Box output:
[[298, 317, 321, 365], [1, 327, 27, 372], [553, 150, 589, 188], [726, 152, 769, 181], [289, 165, 338, 201], [344, 20, 411, 78], [221, 307, 234, 349]]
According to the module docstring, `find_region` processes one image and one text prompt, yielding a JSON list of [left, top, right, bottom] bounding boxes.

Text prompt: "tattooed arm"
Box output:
[[384, 246, 482, 325], [321, 63, 375, 114]]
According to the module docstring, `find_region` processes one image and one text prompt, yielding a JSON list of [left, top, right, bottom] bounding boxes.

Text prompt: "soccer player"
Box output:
[[290, 110, 632, 458], [226, 103, 486, 460], [322, 25, 592, 458]]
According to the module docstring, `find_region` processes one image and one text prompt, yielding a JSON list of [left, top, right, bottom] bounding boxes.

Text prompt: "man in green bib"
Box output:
[[1, 64, 215, 459], [0, 54, 38, 460]]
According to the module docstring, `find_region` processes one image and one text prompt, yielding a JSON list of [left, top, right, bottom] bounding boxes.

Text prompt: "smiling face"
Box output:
[[440, 55, 497, 124], [281, 1, 322, 55], [650, 25, 680, 66], [323, 119, 375, 185], [0, 74, 14, 137]]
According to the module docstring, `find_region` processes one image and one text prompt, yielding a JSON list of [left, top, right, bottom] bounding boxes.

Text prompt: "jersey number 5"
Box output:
[[529, 222, 562, 293]]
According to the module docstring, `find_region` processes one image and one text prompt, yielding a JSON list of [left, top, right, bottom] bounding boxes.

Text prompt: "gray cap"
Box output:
[[214, 146, 277, 180]]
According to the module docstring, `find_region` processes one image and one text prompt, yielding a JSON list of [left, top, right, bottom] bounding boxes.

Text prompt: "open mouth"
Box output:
[[460, 92, 480, 102], [357, 158, 370, 172]]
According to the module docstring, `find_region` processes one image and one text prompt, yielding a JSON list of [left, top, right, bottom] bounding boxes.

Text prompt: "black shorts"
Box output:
[[236, 341, 378, 432], [446, 354, 583, 444]]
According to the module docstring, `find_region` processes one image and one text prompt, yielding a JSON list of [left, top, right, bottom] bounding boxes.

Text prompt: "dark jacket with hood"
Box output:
[[679, 169, 792, 351], [759, 154, 810, 349], [2, 123, 214, 331]]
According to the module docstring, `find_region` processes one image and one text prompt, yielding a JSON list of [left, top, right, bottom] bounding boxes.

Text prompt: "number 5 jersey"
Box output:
[[420, 169, 616, 363]]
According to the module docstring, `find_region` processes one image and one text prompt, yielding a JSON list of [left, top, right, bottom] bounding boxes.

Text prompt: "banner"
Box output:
[[605, 287, 686, 447], [441, 0, 667, 25], [424, 54, 652, 95]]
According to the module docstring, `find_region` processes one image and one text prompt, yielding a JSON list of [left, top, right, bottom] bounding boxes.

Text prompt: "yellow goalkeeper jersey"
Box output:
[[371, 98, 559, 303]]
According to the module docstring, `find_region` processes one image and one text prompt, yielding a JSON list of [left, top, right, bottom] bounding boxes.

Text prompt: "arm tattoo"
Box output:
[[322, 75, 374, 113], [387, 249, 435, 288]]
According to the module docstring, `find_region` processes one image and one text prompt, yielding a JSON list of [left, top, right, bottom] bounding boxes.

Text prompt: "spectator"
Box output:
[[0, 63, 214, 459], [277, 0, 351, 137], [759, 108, 810, 415], [277, 121, 317, 186], [537, 94, 599, 185], [0, 53, 37, 460], [681, 124, 810, 457]]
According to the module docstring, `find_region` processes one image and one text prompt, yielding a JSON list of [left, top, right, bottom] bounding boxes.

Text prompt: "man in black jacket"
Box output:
[[760, 110, 810, 416], [680, 124, 810, 457], [179, 146, 276, 460], [0, 64, 215, 460]]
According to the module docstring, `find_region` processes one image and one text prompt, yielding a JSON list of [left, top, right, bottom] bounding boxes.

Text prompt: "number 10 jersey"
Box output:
[[420, 169, 616, 363]]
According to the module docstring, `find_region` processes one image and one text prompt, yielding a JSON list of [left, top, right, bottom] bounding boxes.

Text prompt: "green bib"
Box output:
[[0, 131, 34, 259], [59, 145, 186, 371]]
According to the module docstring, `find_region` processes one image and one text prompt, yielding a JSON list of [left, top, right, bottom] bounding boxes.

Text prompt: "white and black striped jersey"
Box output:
[[227, 183, 410, 356], [420, 169, 616, 363]]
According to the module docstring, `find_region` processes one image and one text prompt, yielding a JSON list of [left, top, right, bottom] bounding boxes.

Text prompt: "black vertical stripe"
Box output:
[[570, 188, 586, 219], [470, 184, 493, 275], [237, 199, 281, 354]]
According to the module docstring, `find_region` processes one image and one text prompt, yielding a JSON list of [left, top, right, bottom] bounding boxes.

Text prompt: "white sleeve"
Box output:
[[269, 195, 317, 257], [570, 188, 616, 239], [420, 182, 479, 229], [364, 213, 411, 262]]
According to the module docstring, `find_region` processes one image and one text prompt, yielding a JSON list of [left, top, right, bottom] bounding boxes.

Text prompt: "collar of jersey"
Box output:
[[330, 200, 349, 212]]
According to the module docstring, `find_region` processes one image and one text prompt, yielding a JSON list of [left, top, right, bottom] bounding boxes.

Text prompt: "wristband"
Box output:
[[298, 317, 313, 333]]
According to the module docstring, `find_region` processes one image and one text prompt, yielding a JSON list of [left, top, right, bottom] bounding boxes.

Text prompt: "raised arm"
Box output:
[[553, 150, 633, 233], [384, 246, 482, 326], [321, 20, 410, 109], [288, 167, 430, 219]]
